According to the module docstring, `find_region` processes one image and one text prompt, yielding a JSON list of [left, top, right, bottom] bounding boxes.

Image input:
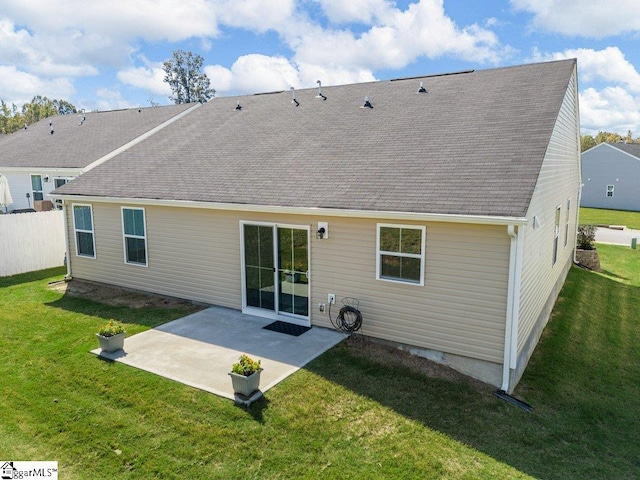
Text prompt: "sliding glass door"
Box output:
[[242, 223, 309, 324]]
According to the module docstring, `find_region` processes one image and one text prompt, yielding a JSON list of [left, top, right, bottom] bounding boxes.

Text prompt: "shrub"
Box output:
[[231, 354, 261, 376], [577, 224, 596, 250]]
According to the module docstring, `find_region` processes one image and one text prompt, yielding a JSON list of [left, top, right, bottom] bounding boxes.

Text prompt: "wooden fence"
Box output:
[[0, 210, 66, 277]]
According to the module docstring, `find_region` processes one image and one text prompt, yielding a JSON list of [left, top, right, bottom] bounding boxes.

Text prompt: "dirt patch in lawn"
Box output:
[[49, 279, 204, 311], [344, 335, 493, 393]]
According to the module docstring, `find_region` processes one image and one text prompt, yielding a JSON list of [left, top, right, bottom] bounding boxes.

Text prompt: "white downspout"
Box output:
[[510, 228, 524, 370], [502, 224, 518, 392]]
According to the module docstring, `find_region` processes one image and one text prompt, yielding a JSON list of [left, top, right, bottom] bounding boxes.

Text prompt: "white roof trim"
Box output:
[[51, 194, 528, 226]]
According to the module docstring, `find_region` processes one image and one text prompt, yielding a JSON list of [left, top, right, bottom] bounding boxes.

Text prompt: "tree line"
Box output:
[[581, 130, 640, 152], [1, 95, 77, 134]]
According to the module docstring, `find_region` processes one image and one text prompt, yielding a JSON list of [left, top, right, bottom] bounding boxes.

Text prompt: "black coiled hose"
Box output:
[[329, 299, 363, 333]]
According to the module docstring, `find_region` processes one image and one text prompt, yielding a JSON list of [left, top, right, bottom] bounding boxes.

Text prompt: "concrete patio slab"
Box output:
[[91, 306, 347, 403]]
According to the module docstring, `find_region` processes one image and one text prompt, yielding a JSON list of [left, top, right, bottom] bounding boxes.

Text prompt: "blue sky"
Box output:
[[1, 0, 639, 135]]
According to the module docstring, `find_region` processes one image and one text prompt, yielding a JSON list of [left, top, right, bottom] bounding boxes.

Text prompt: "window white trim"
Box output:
[[30, 174, 43, 202], [121, 206, 148, 267], [53, 177, 74, 189], [376, 223, 426, 286], [564, 197, 571, 247], [553, 205, 561, 266], [72, 204, 96, 259], [606, 185, 614, 198]]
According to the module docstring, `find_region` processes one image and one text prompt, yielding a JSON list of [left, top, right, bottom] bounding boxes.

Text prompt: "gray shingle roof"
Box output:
[[0, 104, 192, 169], [607, 142, 640, 159], [56, 59, 576, 217]]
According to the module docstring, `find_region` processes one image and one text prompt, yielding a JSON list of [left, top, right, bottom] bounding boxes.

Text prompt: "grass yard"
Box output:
[[580, 207, 640, 229], [1, 262, 639, 479]]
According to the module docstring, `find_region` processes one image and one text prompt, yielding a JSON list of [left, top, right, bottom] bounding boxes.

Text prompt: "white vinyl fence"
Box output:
[[0, 210, 66, 277]]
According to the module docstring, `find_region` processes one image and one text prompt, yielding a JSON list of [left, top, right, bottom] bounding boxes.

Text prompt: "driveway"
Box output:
[[595, 227, 640, 246], [92, 306, 347, 404]]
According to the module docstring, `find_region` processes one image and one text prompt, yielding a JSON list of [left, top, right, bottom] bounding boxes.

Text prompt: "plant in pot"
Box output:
[[96, 319, 126, 353], [229, 354, 262, 396]]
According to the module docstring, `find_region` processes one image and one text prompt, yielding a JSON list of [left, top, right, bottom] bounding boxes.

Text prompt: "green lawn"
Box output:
[[580, 207, 640, 229], [1, 263, 639, 479]]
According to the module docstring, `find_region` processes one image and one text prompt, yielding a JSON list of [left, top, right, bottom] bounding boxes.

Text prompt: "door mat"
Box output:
[[263, 321, 311, 337]]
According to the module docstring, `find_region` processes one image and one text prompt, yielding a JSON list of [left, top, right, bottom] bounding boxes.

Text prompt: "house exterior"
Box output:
[[581, 142, 640, 211], [54, 59, 581, 392], [0, 104, 196, 211]]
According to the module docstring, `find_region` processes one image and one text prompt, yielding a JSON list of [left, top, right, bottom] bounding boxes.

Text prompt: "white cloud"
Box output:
[[532, 47, 640, 134], [205, 54, 376, 95], [315, 0, 393, 24], [580, 87, 640, 135], [217, 0, 297, 33], [292, 0, 507, 71], [0, 1, 221, 42], [117, 64, 171, 97], [0, 65, 74, 105], [206, 54, 301, 94], [93, 88, 134, 111], [532, 47, 640, 94], [0, 0, 510, 109], [510, 0, 640, 37]]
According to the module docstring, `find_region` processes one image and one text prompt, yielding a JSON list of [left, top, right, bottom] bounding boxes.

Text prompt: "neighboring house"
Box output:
[[581, 142, 640, 211], [54, 59, 581, 392], [0, 104, 196, 211]]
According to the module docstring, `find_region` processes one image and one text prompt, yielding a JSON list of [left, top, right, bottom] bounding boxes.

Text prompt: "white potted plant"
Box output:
[[96, 319, 126, 353], [229, 354, 262, 396]]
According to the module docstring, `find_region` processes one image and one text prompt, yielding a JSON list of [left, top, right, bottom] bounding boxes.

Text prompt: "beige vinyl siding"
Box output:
[[517, 68, 580, 355], [67, 204, 511, 364]]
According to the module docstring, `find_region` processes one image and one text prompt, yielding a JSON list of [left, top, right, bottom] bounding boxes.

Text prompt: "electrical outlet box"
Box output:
[[328, 294, 336, 304], [319, 303, 326, 312]]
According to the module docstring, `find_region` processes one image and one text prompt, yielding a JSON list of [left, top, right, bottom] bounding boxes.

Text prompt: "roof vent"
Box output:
[[290, 87, 299, 106], [138, 108, 141, 113], [78, 114, 86, 126], [49, 121, 54, 135], [235, 100, 242, 111], [361, 96, 373, 109], [316, 80, 327, 101], [24, 124, 27, 130], [418, 81, 427, 94]]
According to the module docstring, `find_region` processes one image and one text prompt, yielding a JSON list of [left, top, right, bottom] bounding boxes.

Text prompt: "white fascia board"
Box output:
[[0, 166, 83, 176], [51, 194, 529, 226], [80, 103, 202, 173]]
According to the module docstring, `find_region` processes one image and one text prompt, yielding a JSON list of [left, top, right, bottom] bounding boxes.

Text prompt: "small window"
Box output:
[[72, 204, 95, 258], [31, 174, 43, 201], [564, 198, 571, 247], [377, 224, 426, 285], [54, 177, 69, 188], [122, 207, 147, 266], [606, 185, 614, 198], [553, 205, 561, 265]]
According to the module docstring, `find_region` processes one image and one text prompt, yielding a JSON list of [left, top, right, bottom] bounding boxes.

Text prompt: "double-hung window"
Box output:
[[73, 205, 95, 258], [31, 174, 43, 201], [376, 224, 426, 285], [122, 207, 147, 266]]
